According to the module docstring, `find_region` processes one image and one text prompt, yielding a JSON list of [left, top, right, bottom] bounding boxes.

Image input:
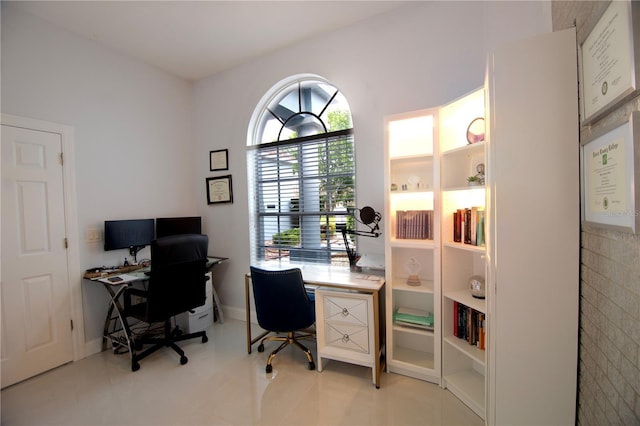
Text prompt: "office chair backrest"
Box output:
[[148, 234, 209, 321], [249, 266, 315, 333]]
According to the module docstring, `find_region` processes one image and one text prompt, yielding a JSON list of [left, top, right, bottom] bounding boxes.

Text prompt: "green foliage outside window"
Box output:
[[272, 228, 300, 246]]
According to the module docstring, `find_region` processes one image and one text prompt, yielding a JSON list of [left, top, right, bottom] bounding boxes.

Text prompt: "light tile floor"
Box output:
[[1, 319, 483, 425]]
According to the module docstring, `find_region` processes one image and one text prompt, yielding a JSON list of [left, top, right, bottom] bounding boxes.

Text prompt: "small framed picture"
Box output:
[[209, 149, 229, 171], [206, 175, 233, 204]]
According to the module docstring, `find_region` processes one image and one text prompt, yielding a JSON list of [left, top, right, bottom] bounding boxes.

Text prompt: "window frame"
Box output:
[[247, 77, 356, 266]]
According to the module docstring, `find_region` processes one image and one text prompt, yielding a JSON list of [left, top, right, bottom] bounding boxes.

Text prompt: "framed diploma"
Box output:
[[206, 175, 233, 204], [579, 1, 640, 125], [580, 112, 640, 233], [209, 149, 229, 171]]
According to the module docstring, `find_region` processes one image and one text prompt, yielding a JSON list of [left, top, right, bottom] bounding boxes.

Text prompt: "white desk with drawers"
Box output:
[[245, 263, 386, 388]]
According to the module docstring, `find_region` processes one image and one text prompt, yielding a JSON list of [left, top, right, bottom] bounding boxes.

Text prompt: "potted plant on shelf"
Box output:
[[467, 176, 481, 186]]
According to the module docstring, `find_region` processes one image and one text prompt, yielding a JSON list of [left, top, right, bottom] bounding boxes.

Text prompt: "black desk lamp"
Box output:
[[338, 206, 381, 270]]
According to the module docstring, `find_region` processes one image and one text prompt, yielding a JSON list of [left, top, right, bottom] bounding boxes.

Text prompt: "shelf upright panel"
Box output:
[[384, 107, 441, 385], [485, 28, 579, 426]]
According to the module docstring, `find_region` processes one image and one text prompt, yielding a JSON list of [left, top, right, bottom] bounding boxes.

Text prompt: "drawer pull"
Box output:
[[342, 308, 350, 317], [342, 334, 350, 343]]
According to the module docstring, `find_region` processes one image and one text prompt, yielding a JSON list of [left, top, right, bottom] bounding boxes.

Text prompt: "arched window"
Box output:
[[247, 75, 356, 265]]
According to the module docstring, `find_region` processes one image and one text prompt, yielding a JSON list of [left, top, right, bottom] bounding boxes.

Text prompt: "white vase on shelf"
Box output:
[[405, 257, 421, 286]]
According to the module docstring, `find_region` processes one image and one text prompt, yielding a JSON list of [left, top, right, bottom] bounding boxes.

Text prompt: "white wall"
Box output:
[[193, 1, 551, 318], [1, 1, 552, 352], [1, 4, 197, 348]]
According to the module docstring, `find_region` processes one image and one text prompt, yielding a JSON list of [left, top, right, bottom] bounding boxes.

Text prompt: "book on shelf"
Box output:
[[396, 210, 433, 240], [453, 300, 459, 336], [476, 209, 485, 246], [452, 301, 485, 350], [453, 210, 462, 242], [394, 307, 434, 330], [464, 208, 472, 244], [452, 207, 485, 247], [470, 206, 478, 245]]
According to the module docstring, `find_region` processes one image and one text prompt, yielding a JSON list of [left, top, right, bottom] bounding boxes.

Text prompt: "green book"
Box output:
[[394, 307, 434, 328]]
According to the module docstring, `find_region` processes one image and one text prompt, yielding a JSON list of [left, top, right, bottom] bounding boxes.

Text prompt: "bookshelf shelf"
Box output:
[[392, 346, 435, 370], [392, 323, 434, 336], [442, 369, 485, 419], [442, 140, 485, 156], [390, 152, 433, 160], [442, 185, 485, 192], [444, 289, 485, 313], [443, 241, 485, 254], [392, 278, 434, 294], [389, 238, 436, 249], [390, 189, 433, 196], [443, 336, 485, 365], [391, 189, 433, 197]]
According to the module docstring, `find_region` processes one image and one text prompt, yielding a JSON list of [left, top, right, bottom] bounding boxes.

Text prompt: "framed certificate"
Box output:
[[579, 1, 640, 125], [209, 149, 229, 171], [581, 112, 640, 233], [206, 175, 233, 204]]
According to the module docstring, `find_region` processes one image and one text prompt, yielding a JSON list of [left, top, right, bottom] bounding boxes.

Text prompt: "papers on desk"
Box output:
[[353, 274, 383, 281], [356, 253, 385, 270], [98, 274, 139, 285]]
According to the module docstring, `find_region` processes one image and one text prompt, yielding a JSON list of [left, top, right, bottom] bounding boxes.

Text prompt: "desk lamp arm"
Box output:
[[339, 206, 382, 270], [128, 245, 144, 264]]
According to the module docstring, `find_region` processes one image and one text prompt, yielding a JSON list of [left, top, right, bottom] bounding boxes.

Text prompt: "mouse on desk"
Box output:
[[144, 271, 151, 276]]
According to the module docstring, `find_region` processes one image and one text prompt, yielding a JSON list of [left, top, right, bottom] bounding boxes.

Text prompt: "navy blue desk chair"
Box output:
[[123, 234, 209, 371], [250, 266, 316, 373]]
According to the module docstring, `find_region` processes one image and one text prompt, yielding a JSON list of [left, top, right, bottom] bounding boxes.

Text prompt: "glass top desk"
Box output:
[[245, 263, 386, 388], [85, 256, 227, 352]]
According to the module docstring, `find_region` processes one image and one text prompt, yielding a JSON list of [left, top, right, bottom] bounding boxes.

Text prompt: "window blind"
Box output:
[[248, 129, 356, 265]]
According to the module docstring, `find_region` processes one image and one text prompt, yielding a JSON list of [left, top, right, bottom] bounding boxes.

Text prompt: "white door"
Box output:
[[1, 124, 73, 388]]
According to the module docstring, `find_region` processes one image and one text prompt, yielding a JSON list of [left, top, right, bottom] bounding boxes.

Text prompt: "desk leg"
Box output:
[[102, 303, 114, 351], [211, 284, 224, 324], [245, 273, 270, 354], [101, 284, 122, 351], [245, 275, 252, 354], [100, 284, 133, 355], [373, 289, 382, 389]]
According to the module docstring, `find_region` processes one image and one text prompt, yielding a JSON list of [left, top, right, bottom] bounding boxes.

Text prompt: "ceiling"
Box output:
[[9, 1, 408, 81]]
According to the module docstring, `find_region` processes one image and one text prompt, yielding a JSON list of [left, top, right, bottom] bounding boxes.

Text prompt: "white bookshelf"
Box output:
[[439, 87, 487, 420], [384, 107, 441, 385]]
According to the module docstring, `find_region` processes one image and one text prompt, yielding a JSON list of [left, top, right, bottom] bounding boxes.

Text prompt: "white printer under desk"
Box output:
[[176, 272, 214, 333]]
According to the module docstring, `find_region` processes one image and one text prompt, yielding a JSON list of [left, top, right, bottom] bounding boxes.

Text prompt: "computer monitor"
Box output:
[[104, 219, 155, 261], [155, 216, 202, 238]]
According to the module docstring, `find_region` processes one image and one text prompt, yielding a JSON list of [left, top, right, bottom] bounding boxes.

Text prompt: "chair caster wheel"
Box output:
[[258, 344, 265, 352], [265, 364, 272, 373], [202, 335, 208, 343], [180, 356, 188, 365], [308, 362, 315, 370], [132, 362, 140, 372]]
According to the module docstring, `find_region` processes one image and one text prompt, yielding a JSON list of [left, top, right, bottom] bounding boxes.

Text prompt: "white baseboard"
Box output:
[[221, 305, 258, 324], [84, 338, 103, 357]]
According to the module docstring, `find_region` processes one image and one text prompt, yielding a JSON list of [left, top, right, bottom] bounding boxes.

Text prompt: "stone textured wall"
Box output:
[[552, 1, 640, 424]]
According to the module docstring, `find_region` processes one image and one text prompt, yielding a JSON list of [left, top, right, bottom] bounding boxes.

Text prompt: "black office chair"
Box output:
[[123, 234, 210, 371], [250, 266, 316, 373]]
